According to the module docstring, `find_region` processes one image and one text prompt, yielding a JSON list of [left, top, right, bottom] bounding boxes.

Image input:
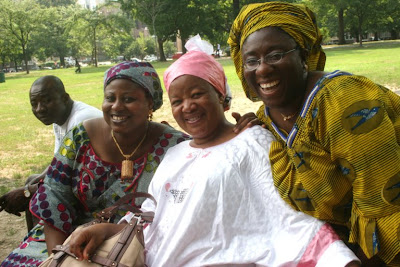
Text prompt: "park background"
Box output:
[[1, 0, 400, 71], [1, 0, 400, 261]]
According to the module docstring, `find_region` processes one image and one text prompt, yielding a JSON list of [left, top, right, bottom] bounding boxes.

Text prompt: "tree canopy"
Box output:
[[0, 0, 399, 70]]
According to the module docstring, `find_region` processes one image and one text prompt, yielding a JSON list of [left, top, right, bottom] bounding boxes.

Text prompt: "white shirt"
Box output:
[[138, 126, 359, 267], [53, 101, 102, 153]]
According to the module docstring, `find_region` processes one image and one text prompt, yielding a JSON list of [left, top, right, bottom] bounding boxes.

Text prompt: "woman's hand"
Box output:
[[232, 112, 264, 133], [69, 223, 125, 261]]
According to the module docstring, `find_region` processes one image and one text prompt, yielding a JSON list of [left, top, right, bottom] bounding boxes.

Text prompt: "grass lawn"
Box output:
[[0, 40, 399, 192]]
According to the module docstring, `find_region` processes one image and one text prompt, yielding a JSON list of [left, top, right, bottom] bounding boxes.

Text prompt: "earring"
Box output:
[[148, 109, 153, 121], [219, 98, 224, 104]]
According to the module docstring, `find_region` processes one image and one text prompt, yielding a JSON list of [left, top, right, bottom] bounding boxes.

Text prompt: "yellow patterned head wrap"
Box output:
[[228, 1, 326, 102]]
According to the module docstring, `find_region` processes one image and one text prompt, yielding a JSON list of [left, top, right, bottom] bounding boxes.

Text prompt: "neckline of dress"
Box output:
[[266, 70, 349, 148]]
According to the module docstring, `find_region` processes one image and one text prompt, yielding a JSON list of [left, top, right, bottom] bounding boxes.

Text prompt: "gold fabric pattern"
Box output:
[[257, 72, 400, 263]]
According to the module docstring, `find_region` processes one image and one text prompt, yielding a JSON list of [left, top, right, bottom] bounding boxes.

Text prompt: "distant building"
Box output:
[[77, 0, 105, 10]]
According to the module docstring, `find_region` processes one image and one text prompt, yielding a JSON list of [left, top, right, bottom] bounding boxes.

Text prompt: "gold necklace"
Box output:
[[280, 111, 298, 121], [111, 125, 148, 181]]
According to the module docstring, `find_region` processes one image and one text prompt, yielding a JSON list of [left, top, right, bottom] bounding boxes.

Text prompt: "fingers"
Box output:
[[231, 112, 242, 122], [70, 226, 106, 261], [232, 112, 260, 133], [69, 229, 87, 260], [82, 237, 102, 260]]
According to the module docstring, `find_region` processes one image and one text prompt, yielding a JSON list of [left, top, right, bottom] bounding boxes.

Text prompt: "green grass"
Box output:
[[324, 41, 400, 88], [0, 40, 399, 189]]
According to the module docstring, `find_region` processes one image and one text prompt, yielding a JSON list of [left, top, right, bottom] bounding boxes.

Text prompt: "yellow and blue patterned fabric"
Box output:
[[228, 1, 326, 102], [257, 70, 400, 264]]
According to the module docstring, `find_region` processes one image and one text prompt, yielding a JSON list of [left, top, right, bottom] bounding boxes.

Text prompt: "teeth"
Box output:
[[112, 115, 126, 121], [260, 80, 279, 89], [186, 116, 200, 122]]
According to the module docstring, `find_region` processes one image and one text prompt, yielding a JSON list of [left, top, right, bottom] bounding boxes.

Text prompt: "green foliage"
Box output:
[[0, 0, 399, 72], [31, 6, 77, 67], [37, 0, 75, 7], [126, 33, 148, 60], [163, 40, 177, 58], [0, 0, 43, 73]]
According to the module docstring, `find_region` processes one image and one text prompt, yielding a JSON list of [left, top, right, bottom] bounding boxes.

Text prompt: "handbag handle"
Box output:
[[96, 192, 156, 223]]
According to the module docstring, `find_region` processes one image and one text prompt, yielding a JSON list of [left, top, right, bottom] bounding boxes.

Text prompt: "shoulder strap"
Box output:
[[96, 192, 156, 222]]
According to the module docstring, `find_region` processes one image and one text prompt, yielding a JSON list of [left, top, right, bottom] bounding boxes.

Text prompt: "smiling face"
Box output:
[[102, 79, 153, 134], [30, 80, 69, 126], [242, 27, 308, 110], [168, 75, 226, 144]]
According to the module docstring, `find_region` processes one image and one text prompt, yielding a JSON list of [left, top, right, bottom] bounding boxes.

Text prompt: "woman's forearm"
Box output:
[[44, 224, 67, 255]]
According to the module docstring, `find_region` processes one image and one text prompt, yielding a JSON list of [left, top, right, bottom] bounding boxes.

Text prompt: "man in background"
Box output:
[[0, 75, 102, 230]]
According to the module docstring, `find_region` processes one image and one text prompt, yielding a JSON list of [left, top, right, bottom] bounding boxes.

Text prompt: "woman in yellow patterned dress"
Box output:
[[228, 2, 400, 266]]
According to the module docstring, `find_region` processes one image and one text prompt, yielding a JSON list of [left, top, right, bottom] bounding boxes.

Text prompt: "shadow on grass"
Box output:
[[324, 40, 400, 51], [0, 163, 49, 194]]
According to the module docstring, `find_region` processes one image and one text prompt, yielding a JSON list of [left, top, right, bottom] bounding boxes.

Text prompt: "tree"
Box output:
[[68, 16, 92, 63], [0, 0, 42, 73], [100, 3, 136, 60], [135, 0, 166, 57], [0, 30, 18, 70], [304, 0, 349, 45], [347, 0, 376, 46], [384, 0, 400, 39], [32, 6, 77, 68], [75, 7, 111, 67]]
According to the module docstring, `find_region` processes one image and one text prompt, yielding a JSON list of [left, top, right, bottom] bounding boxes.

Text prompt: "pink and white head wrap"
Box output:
[[163, 35, 232, 111]]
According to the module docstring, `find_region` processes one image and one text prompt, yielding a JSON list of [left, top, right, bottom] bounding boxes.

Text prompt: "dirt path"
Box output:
[[0, 212, 27, 260]]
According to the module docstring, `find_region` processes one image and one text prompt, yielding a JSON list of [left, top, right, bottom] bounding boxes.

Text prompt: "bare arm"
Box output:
[[44, 224, 67, 255]]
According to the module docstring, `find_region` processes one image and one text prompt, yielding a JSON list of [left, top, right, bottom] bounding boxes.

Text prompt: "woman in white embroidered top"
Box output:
[[69, 35, 360, 267]]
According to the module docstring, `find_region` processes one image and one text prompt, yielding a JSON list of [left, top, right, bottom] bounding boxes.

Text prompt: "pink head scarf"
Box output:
[[163, 35, 232, 110]]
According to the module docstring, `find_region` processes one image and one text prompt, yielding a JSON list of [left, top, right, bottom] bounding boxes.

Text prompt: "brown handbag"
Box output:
[[39, 192, 155, 267]]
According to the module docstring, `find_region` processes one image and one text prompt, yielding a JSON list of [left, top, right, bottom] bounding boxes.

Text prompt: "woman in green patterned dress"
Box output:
[[1, 61, 189, 267]]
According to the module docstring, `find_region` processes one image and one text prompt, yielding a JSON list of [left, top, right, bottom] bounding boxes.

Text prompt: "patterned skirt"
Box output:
[[1, 222, 47, 267]]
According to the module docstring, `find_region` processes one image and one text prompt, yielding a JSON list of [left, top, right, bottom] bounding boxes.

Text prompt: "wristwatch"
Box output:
[[24, 185, 31, 198]]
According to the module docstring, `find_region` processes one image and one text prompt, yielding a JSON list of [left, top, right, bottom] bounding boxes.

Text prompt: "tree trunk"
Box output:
[[358, 18, 363, 47], [59, 53, 65, 68], [390, 30, 397, 40], [93, 27, 98, 67], [158, 38, 166, 62], [373, 32, 379, 41], [338, 8, 345, 45], [22, 47, 29, 74]]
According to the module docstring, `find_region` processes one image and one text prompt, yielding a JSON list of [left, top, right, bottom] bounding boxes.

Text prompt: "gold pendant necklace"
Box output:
[[280, 111, 298, 121], [111, 125, 148, 181]]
